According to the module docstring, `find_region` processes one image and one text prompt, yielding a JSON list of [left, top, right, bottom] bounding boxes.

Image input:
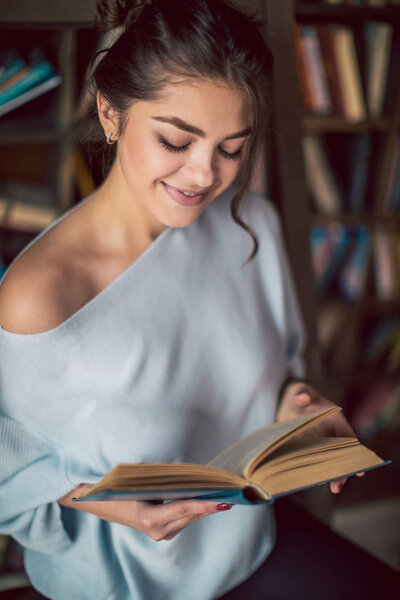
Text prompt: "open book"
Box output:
[[75, 407, 389, 505]]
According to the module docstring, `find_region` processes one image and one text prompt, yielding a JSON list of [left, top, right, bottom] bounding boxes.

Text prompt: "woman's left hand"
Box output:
[[276, 380, 364, 494]]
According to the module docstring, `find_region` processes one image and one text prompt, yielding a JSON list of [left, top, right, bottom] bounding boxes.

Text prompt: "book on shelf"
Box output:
[[339, 226, 371, 302], [317, 303, 360, 374], [372, 227, 400, 300], [303, 135, 343, 214], [0, 51, 25, 87], [0, 199, 58, 232], [0, 65, 31, 94], [295, 25, 332, 116], [0, 74, 62, 118], [362, 315, 400, 370], [383, 25, 400, 116], [348, 134, 371, 213], [318, 302, 348, 355], [365, 22, 393, 117], [373, 133, 400, 213], [295, 20, 400, 122], [310, 223, 351, 296], [315, 25, 347, 116], [331, 26, 366, 122], [0, 180, 58, 232], [0, 48, 61, 117], [350, 378, 400, 440], [74, 406, 388, 505]]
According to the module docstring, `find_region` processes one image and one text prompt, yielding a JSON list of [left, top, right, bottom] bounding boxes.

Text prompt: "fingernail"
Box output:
[[217, 503, 232, 511]]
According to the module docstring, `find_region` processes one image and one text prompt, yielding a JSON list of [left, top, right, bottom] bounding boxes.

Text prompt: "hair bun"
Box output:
[[95, 0, 152, 31]]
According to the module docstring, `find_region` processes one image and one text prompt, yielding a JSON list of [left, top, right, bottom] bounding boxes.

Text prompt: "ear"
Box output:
[[97, 92, 119, 140]]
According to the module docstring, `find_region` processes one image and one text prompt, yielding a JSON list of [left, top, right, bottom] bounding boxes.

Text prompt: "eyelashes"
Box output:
[[157, 135, 243, 161]]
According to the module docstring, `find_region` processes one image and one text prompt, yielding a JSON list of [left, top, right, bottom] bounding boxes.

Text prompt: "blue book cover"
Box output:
[[389, 139, 400, 212], [339, 227, 371, 302], [349, 135, 371, 213], [72, 406, 388, 505], [317, 224, 350, 296], [0, 61, 54, 107], [0, 57, 26, 87]]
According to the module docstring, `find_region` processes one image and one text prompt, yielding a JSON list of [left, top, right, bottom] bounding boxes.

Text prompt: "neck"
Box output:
[[94, 157, 167, 248]]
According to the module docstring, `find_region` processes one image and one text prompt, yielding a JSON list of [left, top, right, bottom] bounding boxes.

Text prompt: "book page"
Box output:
[[77, 463, 245, 500], [250, 439, 384, 498], [208, 406, 340, 478]]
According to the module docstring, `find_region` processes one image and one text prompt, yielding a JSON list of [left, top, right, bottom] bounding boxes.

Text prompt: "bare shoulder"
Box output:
[[0, 242, 72, 335]]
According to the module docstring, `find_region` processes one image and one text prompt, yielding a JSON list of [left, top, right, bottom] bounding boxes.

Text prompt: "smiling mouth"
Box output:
[[162, 182, 211, 207]]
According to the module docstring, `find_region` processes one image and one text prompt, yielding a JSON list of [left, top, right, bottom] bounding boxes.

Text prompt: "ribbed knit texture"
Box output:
[[0, 187, 305, 600]]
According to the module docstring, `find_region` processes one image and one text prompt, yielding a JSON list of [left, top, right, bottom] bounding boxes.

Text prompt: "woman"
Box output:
[[0, 1, 398, 599]]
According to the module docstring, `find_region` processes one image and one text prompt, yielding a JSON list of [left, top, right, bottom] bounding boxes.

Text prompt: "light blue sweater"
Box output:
[[0, 187, 305, 600]]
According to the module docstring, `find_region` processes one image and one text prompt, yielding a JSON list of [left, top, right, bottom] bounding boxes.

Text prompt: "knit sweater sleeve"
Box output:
[[0, 413, 73, 553]]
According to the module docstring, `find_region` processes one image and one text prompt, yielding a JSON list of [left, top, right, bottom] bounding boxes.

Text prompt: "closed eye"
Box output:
[[157, 135, 243, 161]]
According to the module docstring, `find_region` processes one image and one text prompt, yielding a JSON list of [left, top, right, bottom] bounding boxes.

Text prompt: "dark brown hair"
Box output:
[[92, 0, 274, 260]]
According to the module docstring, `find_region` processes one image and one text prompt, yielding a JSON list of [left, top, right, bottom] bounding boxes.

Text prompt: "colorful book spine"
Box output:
[[310, 224, 350, 296], [298, 25, 332, 115], [303, 135, 343, 214], [0, 60, 54, 107], [339, 227, 371, 302], [373, 228, 399, 299], [331, 26, 366, 122], [0, 55, 25, 87], [365, 22, 393, 117], [349, 135, 371, 213]]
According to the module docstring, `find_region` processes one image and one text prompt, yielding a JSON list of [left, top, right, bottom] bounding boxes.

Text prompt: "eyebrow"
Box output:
[[151, 116, 252, 140]]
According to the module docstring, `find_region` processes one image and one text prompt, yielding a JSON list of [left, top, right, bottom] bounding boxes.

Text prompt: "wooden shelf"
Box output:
[[310, 213, 400, 226], [318, 297, 400, 313], [0, 0, 95, 27], [302, 115, 400, 133], [296, 4, 400, 24]]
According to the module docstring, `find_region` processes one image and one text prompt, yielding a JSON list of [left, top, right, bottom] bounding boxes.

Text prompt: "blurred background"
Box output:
[[0, 0, 399, 596]]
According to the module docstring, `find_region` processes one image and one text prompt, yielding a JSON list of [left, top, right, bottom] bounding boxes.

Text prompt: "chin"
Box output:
[[160, 208, 205, 229]]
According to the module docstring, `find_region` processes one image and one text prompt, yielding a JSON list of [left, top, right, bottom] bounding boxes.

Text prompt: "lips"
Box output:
[[162, 182, 209, 207]]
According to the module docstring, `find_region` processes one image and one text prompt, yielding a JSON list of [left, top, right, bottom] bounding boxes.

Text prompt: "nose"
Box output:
[[181, 150, 217, 190]]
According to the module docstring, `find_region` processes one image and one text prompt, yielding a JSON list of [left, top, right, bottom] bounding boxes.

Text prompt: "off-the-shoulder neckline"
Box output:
[[0, 195, 172, 341]]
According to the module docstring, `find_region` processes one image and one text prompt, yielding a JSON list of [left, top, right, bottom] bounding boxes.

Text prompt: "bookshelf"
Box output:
[[0, 1, 96, 269], [262, 0, 400, 534], [0, 1, 96, 593]]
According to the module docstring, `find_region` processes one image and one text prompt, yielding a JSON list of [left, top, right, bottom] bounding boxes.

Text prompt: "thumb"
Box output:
[[294, 392, 312, 407]]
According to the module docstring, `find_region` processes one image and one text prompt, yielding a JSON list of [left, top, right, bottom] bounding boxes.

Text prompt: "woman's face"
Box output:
[[113, 78, 253, 229]]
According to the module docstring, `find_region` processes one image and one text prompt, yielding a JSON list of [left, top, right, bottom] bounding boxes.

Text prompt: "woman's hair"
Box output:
[[91, 0, 274, 260]]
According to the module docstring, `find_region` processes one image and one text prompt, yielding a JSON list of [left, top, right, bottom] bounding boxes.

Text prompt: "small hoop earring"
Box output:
[[106, 133, 116, 145]]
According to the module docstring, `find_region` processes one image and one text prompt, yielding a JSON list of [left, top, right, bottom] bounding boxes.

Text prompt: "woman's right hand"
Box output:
[[58, 484, 232, 541]]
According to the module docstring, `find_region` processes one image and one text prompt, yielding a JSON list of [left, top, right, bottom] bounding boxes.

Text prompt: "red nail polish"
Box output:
[[217, 503, 232, 511]]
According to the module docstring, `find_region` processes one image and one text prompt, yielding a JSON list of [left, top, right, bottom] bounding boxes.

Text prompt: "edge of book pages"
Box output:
[[73, 460, 391, 505]]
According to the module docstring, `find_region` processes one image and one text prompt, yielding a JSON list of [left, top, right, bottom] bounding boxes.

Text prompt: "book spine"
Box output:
[[0, 58, 25, 87], [339, 226, 371, 302], [316, 25, 345, 116], [373, 228, 398, 299], [295, 25, 314, 114], [366, 23, 393, 117], [303, 136, 342, 214], [0, 74, 62, 118], [332, 27, 366, 122], [0, 61, 54, 106], [300, 26, 332, 115], [349, 134, 371, 213]]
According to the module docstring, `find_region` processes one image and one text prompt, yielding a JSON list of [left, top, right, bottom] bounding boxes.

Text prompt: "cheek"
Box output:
[[121, 136, 184, 185]]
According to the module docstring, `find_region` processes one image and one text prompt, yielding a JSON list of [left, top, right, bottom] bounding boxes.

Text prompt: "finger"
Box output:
[[294, 392, 312, 407], [330, 477, 347, 493], [330, 414, 357, 438], [141, 498, 222, 529], [163, 511, 214, 540], [356, 471, 365, 477]]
